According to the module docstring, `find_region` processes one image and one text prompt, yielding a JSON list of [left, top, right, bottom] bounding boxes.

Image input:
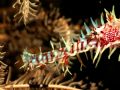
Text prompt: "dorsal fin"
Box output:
[[104, 5, 117, 23]]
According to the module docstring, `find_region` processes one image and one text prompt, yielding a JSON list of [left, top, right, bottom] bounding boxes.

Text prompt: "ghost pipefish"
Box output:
[[21, 6, 120, 73]]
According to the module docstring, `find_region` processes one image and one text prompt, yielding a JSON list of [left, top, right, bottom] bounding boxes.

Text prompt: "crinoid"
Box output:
[[1, 63, 78, 90], [0, 62, 108, 90], [0, 44, 9, 85], [13, 0, 39, 25]]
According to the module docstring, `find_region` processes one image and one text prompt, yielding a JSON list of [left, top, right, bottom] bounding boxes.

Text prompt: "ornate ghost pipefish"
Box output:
[[21, 6, 120, 73]]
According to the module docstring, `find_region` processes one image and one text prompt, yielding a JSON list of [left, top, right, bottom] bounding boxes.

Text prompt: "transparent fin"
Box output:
[[95, 19, 98, 27], [90, 17, 97, 28], [76, 54, 85, 70], [111, 5, 116, 20], [93, 43, 101, 63], [84, 52, 88, 60], [95, 45, 108, 67], [90, 49, 93, 59], [95, 54, 102, 67], [100, 13, 104, 25], [64, 66, 72, 75], [118, 54, 120, 62], [62, 37, 70, 51], [50, 41, 54, 50], [81, 30, 85, 38], [84, 22, 91, 35], [108, 47, 117, 59]]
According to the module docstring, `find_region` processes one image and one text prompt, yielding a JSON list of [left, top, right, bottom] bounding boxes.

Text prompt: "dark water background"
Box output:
[[0, 0, 120, 89]]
